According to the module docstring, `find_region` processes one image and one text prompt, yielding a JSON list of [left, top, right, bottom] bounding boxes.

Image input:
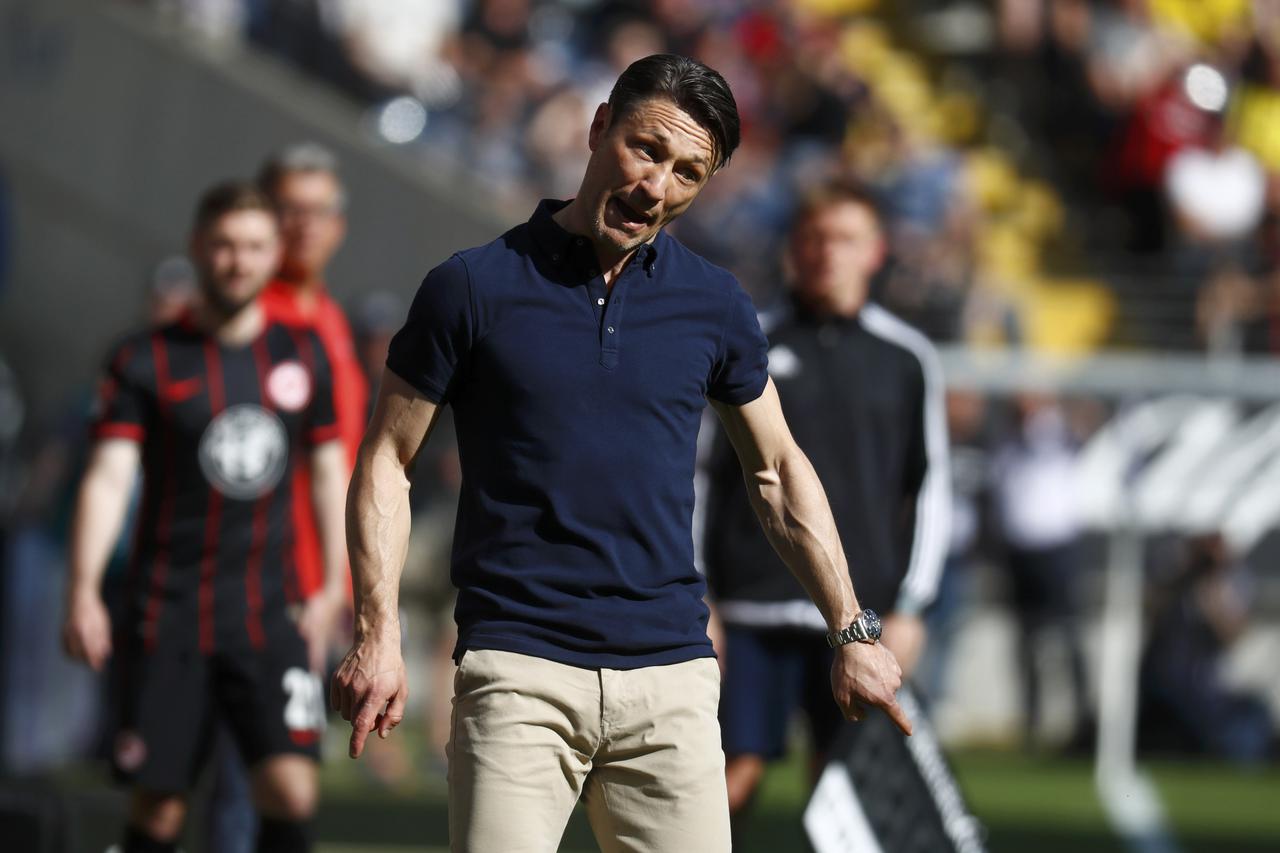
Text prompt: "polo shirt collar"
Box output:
[[529, 199, 661, 276]]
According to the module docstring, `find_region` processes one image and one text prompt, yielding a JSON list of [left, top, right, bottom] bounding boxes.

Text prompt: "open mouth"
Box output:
[[608, 197, 654, 231]]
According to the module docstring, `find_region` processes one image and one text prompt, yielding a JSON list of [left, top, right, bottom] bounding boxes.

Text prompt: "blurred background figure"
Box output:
[[703, 179, 949, 823], [1139, 532, 1274, 765], [63, 181, 344, 853], [201, 142, 367, 853], [990, 393, 1093, 752]]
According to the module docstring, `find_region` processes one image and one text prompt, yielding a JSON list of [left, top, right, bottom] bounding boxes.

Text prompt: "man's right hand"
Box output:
[[63, 590, 112, 671], [330, 627, 409, 759]]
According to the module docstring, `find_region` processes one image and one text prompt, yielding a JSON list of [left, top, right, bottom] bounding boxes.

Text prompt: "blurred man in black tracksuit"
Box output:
[[702, 180, 950, 815]]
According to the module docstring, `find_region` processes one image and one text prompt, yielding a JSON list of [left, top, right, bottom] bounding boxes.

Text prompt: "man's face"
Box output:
[[788, 201, 885, 312], [579, 97, 716, 256], [272, 171, 346, 280], [191, 209, 281, 316]]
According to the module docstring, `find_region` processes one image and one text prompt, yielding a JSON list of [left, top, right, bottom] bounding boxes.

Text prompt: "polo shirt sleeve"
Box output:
[[385, 255, 473, 404], [303, 329, 341, 447], [707, 281, 769, 406], [91, 337, 149, 443]]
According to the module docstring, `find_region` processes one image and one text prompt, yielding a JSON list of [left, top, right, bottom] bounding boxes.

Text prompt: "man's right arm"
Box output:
[[63, 438, 141, 670], [331, 368, 443, 758]]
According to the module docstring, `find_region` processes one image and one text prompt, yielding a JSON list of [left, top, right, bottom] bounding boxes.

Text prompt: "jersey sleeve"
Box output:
[[90, 336, 150, 443], [304, 329, 341, 446], [707, 279, 769, 406], [385, 254, 474, 404]]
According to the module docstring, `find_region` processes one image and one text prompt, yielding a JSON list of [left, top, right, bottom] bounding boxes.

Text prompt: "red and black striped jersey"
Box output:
[[92, 316, 339, 655]]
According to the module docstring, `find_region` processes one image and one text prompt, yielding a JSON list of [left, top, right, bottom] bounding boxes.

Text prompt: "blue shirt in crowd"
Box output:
[[386, 199, 769, 668]]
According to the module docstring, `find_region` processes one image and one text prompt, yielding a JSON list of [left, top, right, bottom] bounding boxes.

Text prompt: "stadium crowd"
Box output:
[[135, 0, 1280, 357]]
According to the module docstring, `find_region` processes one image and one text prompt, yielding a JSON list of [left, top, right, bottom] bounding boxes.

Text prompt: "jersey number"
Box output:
[[282, 667, 326, 732]]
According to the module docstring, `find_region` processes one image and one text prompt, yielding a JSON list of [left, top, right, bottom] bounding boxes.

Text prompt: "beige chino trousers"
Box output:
[[447, 649, 731, 852]]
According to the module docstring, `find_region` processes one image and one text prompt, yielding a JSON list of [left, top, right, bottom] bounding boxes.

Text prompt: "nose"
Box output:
[[636, 163, 669, 204]]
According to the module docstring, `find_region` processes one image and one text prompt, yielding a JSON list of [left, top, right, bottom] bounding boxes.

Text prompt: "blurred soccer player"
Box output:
[[206, 144, 366, 853], [703, 181, 950, 815], [332, 54, 909, 851], [62, 182, 347, 853]]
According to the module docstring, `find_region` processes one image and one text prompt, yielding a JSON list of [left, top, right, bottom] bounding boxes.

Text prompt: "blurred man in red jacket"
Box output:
[[258, 142, 368, 617]]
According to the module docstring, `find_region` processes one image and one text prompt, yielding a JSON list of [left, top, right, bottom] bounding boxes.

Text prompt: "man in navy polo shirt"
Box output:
[[331, 54, 910, 851]]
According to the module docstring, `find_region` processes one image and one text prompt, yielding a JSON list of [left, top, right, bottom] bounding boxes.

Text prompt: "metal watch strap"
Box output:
[[826, 617, 868, 648]]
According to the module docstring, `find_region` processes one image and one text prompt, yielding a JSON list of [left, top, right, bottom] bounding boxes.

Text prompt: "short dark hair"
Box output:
[[256, 141, 346, 209], [790, 179, 885, 233], [608, 53, 741, 171], [193, 181, 276, 233]]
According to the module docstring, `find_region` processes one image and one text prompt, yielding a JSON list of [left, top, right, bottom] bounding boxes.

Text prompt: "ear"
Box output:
[[587, 103, 611, 152]]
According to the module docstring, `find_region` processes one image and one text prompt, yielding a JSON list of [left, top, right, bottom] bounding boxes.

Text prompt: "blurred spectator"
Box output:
[[1195, 262, 1259, 353], [1139, 532, 1274, 764], [1106, 64, 1223, 252], [703, 181, 949, 818], [1165, 116, 1266, 246], [990, 393, 1093, 751], [324, 0, 461, 104]]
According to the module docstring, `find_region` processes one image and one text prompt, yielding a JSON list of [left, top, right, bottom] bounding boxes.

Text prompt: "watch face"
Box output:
[[862, 609, 882, 641]]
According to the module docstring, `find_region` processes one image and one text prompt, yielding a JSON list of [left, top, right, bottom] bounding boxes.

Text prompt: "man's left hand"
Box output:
[[830, 641, 911, 736]]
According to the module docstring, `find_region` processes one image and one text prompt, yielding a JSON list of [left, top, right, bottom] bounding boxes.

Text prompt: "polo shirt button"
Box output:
[[552, 253, 560, 261], [607, 326, 615, 334], [597, 298, 605, 306]]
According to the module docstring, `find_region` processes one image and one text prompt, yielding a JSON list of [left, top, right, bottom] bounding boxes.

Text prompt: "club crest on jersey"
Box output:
[[199, 404, 288, 499], [266, 360, 311, 412]]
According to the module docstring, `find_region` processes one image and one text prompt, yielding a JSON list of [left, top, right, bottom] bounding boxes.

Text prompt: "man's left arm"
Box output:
[[299, 439, 350, 671], [711, 380, 910, 735]]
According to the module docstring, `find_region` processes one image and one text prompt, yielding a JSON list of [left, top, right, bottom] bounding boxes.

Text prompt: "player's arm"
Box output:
[[710, 379, 910, 735], [63, 438, 141, 671], [331, 368, 443, 758], [297, 439, 350, 671]]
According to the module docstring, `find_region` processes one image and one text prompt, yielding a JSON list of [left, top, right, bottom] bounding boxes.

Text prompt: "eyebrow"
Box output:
[[635, 128, 712, 169]]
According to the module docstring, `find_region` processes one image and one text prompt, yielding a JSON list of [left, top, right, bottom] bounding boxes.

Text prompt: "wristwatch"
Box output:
[[826, 609, 882, 648]]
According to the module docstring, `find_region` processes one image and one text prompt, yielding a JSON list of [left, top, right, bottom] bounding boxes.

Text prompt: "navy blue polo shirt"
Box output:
[[386, 199, 769, 669]]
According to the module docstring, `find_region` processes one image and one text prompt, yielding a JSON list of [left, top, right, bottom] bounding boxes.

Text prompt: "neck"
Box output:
[[280, 272, 324, 303], [194, 297, 265, 346], [798, 288, 867, 320], [553, 199, 641, 288]]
